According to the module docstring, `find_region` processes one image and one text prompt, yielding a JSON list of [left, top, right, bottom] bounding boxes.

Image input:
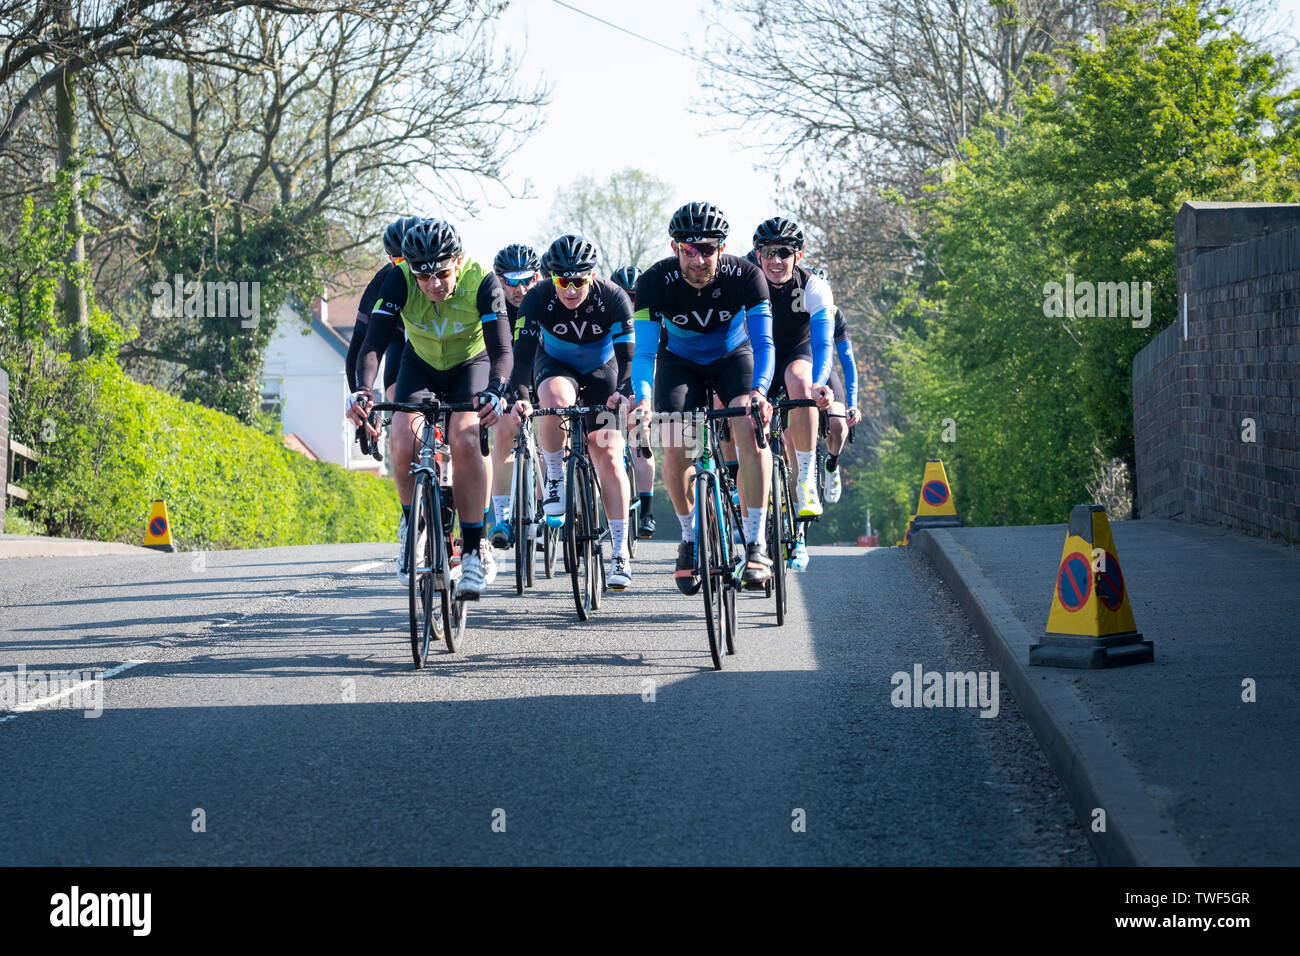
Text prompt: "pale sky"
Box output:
[[424, 0, 794, 269], [414, 0, 1300, 270]]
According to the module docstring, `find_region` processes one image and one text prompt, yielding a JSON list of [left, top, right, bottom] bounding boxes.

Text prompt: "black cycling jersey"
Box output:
[[511, 277, 634, 396], [631, 254, 774, 401], [766, 263, 835, 384], [347, 262, 400, 391]]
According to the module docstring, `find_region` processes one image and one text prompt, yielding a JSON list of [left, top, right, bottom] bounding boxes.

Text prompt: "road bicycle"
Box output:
[[530, 404, 615, 621], [508, 415, 559, 594], [678, 396, 764, 669], [366, 396, 487, 666]]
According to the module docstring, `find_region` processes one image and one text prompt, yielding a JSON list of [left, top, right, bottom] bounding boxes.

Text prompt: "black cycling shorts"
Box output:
[[771, 340, 813, 396], [394, 343, 488, 405], [653, 343, 753, 413], [827, 365, 846, 406], [534, 351, 619, 433]]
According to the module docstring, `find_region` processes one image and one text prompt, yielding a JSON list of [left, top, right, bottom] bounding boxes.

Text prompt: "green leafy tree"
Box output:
[[864, 0, 1299, 540]]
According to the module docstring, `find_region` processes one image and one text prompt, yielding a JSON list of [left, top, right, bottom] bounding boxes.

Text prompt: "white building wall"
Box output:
[[263, 305, 353, 467]]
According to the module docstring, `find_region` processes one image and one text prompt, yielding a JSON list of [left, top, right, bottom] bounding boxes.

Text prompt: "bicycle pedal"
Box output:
[[455, 592, 480, 602]]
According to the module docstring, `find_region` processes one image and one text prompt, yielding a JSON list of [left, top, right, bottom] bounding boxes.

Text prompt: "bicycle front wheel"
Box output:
[[513, 444, 529, 596], [697, 472, 726, 670], [769, 457, 789, 626], [566, 458, 592, 621], [408, 478, 439, 668]]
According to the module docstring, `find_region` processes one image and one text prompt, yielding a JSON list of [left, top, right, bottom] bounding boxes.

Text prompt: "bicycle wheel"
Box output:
[[697, 472, 726, 670], [587, 468, 604, 611], [769, 456, 788, 626], [566, 457, 592, 621], [543, 519, 557, 579], [513, 443, 528, 596], [408, 477, 438, 668], [624, 448, 639, 560], [718, 481, 738, 655], [524, 451, 538, 588], [441, 508, 464, 653]]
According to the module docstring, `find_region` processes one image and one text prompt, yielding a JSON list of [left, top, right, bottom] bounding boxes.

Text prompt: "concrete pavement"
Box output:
[[916, 519, 1299, 866]]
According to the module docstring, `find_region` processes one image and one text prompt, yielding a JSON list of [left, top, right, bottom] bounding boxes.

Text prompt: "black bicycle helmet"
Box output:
[[609, 265, 642, 293], [542, 234, 599, 277], [494, 242, 541, 274], [382, 216, 422, 259], [752, 216, 804, 250], [668, 201, 729, 242], [744, 249, 760, 266], [402, 218, 462, 272]]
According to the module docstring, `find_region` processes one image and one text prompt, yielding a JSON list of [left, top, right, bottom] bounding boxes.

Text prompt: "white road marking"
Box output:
[[1, 659, 146, 720], [346, 561, 387, 574]]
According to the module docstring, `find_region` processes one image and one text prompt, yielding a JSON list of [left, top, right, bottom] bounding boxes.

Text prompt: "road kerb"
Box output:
[[915, 528, 1195, 867]]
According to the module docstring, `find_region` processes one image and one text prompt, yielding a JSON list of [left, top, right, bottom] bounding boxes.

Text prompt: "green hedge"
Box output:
[[22, 358, 398, 549]]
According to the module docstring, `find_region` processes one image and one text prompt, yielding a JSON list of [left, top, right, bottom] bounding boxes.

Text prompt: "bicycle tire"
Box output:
[[587, 465, 604, 611], [718, 480, 738, 655], [524, 451, 538, 588], [441, 506, 464, 653], [624, 448, 639, 561], [408, 477, 437, 668], [543, 520, 557, 578], [769, 456, 788, 626], [697, 471, 726, 670], [566, 456, 592, 621], [513, 442, 528, 596]]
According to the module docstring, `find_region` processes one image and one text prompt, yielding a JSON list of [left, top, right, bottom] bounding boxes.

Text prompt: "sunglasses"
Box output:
[[414, 266, 455, 281], [500, 271, 537, 287], [553, 275, 594, 290], [759, 246, 797, 261], [677, 241, 720, 259]]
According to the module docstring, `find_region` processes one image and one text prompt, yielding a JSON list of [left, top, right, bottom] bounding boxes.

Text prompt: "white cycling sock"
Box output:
[[677, 511, 695, 543], [796, 450, 816, 485], [542, 448, 564, 482], [492, 495, 511, 525], [610, 518, 628, 559], [743, 507, 768, 545]]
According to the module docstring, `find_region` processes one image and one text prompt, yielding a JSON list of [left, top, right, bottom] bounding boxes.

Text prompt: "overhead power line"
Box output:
[[547, 0, 712, 67]]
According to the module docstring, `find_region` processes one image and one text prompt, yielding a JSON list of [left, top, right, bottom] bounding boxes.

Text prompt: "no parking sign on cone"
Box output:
[[1030, 504, 1152, 668]]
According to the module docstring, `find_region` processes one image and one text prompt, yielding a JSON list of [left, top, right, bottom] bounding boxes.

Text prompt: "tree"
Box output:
[[862, 0, 1300, 538], [540, 168, 676, 270], [3, 2, 549, 420]]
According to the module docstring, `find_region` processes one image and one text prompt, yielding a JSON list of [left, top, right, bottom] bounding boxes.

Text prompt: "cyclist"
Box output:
[[807, 267, 863, 505], [346, 218, 513, 599], [345, 216, 421, 403], [509, 235, 636, 590], [629, 201, 776, 593], [753, 216, 834, 571], [486, 243, 543, 550], [611, 264, 657, 540]]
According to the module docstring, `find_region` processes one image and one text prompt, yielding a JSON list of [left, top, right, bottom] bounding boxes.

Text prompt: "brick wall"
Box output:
[[1133, 202, 1300, 543], [1, 366, 8, 532]]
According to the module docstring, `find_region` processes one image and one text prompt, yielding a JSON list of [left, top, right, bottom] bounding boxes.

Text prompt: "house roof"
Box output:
[[283, 433, 322, 461], [311, 315, 350, 358]]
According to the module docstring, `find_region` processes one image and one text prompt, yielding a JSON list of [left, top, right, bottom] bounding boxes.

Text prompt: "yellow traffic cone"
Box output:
[[1030, 504, 1152, 668], [910, 459, 963, 531], [142, 500, 177, 553]]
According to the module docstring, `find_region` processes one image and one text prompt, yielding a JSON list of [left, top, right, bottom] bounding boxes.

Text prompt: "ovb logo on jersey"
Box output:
[[670, 309, 734, 328]]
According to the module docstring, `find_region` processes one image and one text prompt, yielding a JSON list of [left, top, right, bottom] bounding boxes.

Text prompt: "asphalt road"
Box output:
[[1, 540, 1094, 865]]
